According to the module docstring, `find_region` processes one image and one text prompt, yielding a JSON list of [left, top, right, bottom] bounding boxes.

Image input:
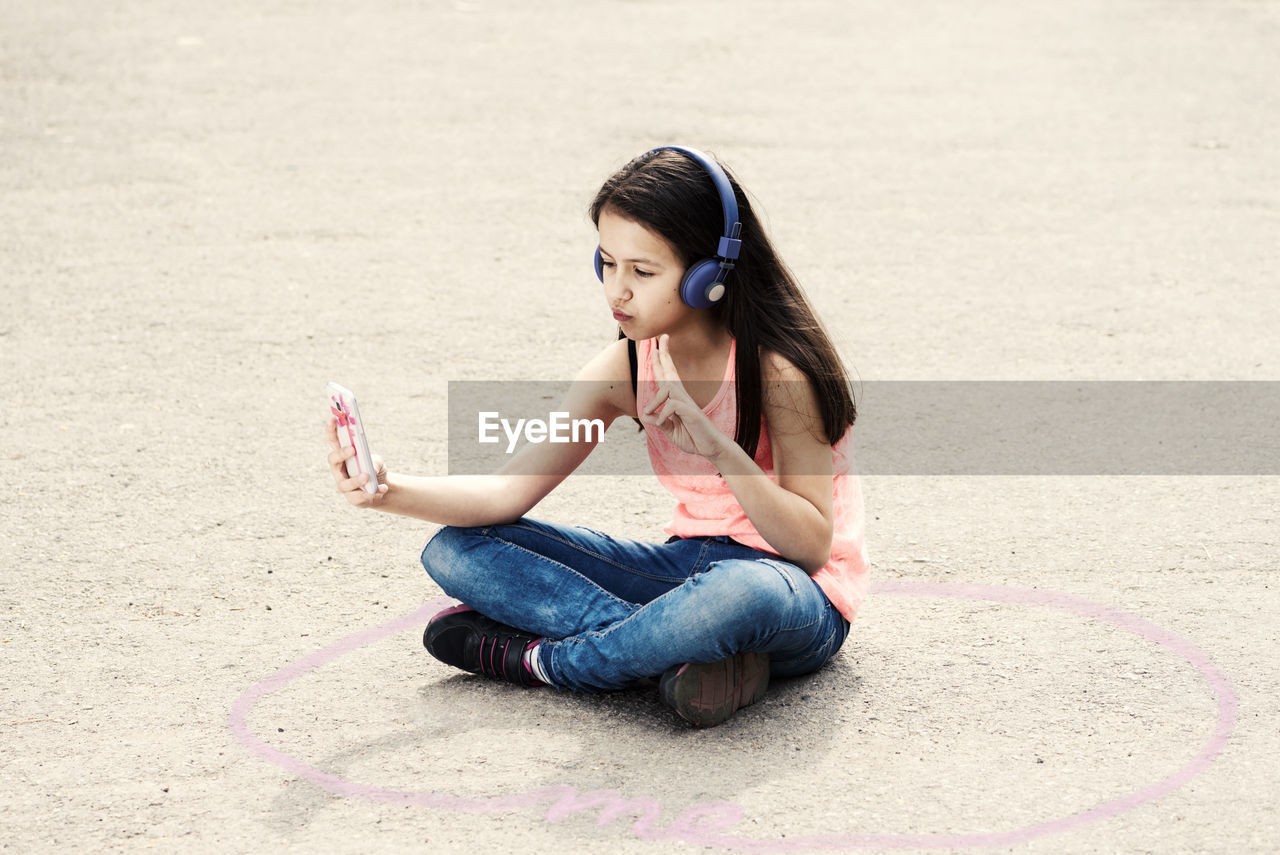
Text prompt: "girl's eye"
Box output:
[[600, 259, 616, 269], [634, 269, 654, 279]]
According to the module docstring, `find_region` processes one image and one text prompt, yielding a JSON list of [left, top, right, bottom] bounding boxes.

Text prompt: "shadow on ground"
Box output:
[[264, 652, 861, 838]]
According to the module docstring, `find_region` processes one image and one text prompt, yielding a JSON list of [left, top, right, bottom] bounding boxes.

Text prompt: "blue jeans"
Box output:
[[419, 518, 850, 693]]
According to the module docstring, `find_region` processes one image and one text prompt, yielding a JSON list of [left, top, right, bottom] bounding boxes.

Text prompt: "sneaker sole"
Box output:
[[662, 652, 770, 728]]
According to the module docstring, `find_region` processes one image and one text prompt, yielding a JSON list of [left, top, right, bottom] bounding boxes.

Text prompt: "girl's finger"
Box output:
[[654, 337, 671, 372], [644, 386, 669, 415], [655, 340, 692, 398], [324, 417, 342, 450], [337, 471, 369, 494], [651, 350, 667, 383], [656, 334, 682, 373], [327, 445, 356, 467]]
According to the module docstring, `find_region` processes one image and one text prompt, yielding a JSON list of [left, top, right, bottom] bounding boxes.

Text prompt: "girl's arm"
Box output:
[[326, 339, 634, 527], [708, 353, 834, 572], [643, 338, 834, 572]]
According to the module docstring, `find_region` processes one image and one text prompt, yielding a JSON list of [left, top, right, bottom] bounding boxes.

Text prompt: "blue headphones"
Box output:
[[594, 145, 744, 309]]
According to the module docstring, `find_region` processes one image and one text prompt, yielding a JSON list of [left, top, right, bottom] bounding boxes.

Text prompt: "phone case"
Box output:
[[327, 382, 379, 494]]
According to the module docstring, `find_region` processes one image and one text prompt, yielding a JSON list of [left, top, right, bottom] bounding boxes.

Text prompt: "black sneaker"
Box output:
[[658, 652, 770, 727], [422, 604, 545, 687]]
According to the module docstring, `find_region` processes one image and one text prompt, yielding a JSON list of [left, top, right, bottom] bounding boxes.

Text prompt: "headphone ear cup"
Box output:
[[680, 258, 725, 309], [593, 248, 604, 283]]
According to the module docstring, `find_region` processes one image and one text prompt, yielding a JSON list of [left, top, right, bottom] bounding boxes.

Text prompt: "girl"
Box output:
[[325, 146, 868, 727]]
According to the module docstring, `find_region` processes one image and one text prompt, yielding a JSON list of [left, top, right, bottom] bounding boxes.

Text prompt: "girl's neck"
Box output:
[[661, 315, 733, 382]]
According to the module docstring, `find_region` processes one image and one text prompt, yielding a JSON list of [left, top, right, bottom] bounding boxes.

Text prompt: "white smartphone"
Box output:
[[327, 382, 379, 494]]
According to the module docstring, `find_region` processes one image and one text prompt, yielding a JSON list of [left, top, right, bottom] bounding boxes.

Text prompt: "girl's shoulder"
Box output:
[[576, 337, 632, 381], [572, 338, 637, 420], [757, 347, 810, 385], [757, 347, 826, 436]]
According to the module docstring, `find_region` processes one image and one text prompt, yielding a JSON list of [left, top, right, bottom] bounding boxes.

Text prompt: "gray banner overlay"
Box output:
[[447, 381, 1280, 476]]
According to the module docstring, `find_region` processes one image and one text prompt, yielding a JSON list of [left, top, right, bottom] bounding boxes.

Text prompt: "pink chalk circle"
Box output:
[[228, 582, 1237, 851]]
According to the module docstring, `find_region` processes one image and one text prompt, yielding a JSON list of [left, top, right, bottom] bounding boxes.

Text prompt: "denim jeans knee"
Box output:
[[420, 525, 485, 602]]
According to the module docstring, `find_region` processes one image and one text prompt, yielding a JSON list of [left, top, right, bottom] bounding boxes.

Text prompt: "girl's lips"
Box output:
[[612, 310, 632, 322]]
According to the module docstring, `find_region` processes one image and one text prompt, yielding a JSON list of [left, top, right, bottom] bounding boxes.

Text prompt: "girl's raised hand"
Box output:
[[325, 417, 389, 507], [640, 334, 730, 460]]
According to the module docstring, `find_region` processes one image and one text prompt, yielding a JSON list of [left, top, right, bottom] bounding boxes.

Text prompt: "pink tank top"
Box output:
[[636, 336, 870, 623]]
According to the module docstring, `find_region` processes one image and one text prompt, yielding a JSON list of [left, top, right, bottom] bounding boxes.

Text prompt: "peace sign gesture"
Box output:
[[639, 335, 732, 461]]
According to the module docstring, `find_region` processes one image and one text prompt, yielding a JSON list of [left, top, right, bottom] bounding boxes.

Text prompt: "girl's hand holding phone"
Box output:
[[325, 416, 388, 506], [326, 382, 389, 506]]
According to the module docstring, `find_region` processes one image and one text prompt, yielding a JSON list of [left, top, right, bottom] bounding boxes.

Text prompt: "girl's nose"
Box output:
[[604, 277, 632, 305]]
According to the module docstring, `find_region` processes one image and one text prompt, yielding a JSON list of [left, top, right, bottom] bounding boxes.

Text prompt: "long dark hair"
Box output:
[[590, 147, 856, 458]]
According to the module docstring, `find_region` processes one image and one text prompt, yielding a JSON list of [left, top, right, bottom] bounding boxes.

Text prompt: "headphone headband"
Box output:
[[649, 145, 742, 262]]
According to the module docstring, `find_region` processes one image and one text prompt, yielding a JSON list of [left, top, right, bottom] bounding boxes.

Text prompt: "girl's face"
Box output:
[[597, 207, 693, 340]]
